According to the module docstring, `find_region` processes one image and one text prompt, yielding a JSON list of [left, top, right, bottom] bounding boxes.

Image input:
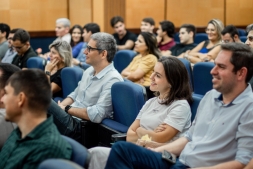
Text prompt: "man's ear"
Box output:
[[100, 50, 108, 60], [237, 67, 248, 81], [234, 34, 240, 41], [18, 92, 26, 108]]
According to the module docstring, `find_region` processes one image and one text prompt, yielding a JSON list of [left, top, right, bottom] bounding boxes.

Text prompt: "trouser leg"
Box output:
[[47, 100, 81, 142]]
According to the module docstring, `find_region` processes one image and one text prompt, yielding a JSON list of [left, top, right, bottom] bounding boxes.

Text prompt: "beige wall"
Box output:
[[0, 0, 252, 32]]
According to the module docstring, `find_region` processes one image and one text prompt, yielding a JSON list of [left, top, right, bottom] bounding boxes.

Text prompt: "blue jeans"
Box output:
[[105, 142, 189, 169], [47, 100, 81, 142]]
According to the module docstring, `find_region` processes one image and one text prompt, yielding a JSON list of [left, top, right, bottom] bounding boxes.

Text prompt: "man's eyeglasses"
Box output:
[[13, 44, 26, 50], [86, 45, 103, 53]]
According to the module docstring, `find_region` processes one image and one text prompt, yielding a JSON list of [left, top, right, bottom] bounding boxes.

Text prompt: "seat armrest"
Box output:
[[111, 133, 127, 142], [80, 120, 99, 148]]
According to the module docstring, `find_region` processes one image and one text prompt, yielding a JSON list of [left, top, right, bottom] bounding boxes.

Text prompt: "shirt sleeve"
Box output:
[[86, 76, 123, 123], [136, 98, 154, 120], [163, 100, 191, 132], [72, 42, 84, 58], [235, 106, 253, 165], [138, 55, 157, 74], [50, 71, 62, 88]]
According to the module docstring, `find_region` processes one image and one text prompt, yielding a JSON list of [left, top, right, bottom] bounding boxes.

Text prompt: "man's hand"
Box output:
[[58, 100, 66, 110]]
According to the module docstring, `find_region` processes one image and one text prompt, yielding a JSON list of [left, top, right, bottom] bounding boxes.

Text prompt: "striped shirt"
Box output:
[[0, 115, 72, 169]]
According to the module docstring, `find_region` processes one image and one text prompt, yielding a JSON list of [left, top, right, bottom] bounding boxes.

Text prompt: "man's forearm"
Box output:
[[68, 107, 90, 120], [61, 97, 74, 106], [155, 137, 188, 156]]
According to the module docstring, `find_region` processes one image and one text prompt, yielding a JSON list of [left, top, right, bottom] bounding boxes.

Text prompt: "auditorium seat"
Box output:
[[113, 50, 137, 73]]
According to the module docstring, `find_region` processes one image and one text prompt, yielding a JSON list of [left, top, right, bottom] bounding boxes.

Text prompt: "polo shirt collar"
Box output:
[[89, 62, 115, 79], [214, 84, 253, 106]]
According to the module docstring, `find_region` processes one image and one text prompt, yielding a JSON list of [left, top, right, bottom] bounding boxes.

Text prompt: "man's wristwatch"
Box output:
[[45, 71, 51, 76], [65, 105, 72, 113]]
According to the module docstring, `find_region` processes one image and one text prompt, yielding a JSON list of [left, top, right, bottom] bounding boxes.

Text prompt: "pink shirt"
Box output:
[[158, 39, 176, 51]]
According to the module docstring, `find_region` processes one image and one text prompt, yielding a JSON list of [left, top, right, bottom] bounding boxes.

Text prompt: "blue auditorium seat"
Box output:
[[113, 50, 137, 73], [27, 57, 46, 71], [194, 33, 208, 45]]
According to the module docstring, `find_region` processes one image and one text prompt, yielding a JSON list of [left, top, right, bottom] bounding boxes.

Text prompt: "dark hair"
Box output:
[[142, 17, 155, 26], [139, 32, 160, 59], [221, 25, 239, 38], [70, 24, 84, 47], [0, 63, 21, 89], [91, 32, 117, 62], [10, 28, 19, 34], [156, 57, 193, 105], [221, 43, 253, 83], [159, 21, 175, 38], [246, 24, 253, 33], [83, 23, 100, 34], [7, 69, 52, 111], [110, 16, 124, 27], [180, 24, 196, 38], [0, 23, 10, 39], [12, 29, 30, 44]]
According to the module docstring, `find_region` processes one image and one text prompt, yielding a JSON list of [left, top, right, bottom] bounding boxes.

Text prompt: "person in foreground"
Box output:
[[88, 57, 193, 169], [105, 42, 253, 169], [0, 63, 20, 148], [0, 69, 72, 168], [47, 32, 123, 142]]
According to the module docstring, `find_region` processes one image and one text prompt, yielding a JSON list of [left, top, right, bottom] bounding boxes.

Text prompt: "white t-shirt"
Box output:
[[136, 97, 191, 142]]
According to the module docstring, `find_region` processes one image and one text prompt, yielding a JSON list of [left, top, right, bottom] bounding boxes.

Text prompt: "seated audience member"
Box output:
[[37, 18, 71, 55], [1, 29, 18, 63], [157, 20, 176, 52], [245, 23, 253, 90], [221, 25, 242, 43], [47, 32, 123, 142], [11, 29, 37, 69], [70, 24, 84, 58], [245, 24, 253, 49], [163, 24, 196, 57], [140, 17, 155, 34], [105, 43, 253, 169], [184, 19, 224, 63], [73, 23, 100, 70], [89, 56, 193, 169], [110, 16, 137, 50], [0, 23, 10, 60], [121, 32, 160, 86], [45, 40, 72, 98], [0, 69, 72, 168], [0, 63, 20, 148]]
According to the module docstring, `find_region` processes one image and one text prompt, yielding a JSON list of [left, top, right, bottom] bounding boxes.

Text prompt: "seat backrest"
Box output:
[[193, 62, 214, 96], [113, 50, 137, 73], [194, 33, 208, 44], [178, 58, 194, 90], [61, 135, 90, 168], [39, 159, 83, 169], [240, 36, 247, 43], [237, 28, 247, 36], [111, 81, 145, 127], [174, 32, 180, 43], [61, 67, 83, 98], [27, 57, 46, 71], [190, 95, 202, 122]]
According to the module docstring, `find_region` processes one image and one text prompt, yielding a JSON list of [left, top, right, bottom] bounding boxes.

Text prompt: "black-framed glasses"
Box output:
[[86, 45, 103, 53], [13, 44, 26, 50]]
